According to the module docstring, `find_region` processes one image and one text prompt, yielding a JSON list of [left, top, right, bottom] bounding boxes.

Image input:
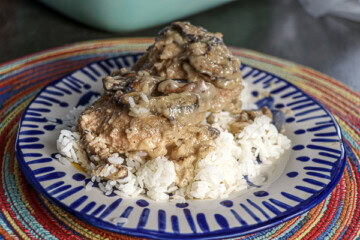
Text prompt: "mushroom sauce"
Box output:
[[77, 22, 258, 187]]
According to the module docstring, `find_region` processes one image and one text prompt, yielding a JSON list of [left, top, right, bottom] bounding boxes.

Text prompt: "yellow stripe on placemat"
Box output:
[[292, 199, 327, 239], [39, 194, 115, 240], [2, 130, 31, 240]]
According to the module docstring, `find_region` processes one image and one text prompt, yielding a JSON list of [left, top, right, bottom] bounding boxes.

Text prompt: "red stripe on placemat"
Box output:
[[292, 79, 360, 137], [2, 126, 43, 239], [7, 57, 104, 87], [235, 51, 287, 68], [299, 67, 360, 99], [9, 109, 81, 239], [0, 88, 9, 97], [0, 38, 153, 74], [0, 127, 23, 239], [293, 73, 360, 115], [0, 64, 94, 117], [23, 178, 83, 239], [341, 144, 360, 239], [306, 179, 345, 239]]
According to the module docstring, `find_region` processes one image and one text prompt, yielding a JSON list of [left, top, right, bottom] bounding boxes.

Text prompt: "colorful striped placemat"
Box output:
[[0, 38, 359, 239]]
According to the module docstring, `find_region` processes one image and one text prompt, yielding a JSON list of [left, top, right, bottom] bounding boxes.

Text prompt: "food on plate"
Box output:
[[56, 22, 291, 202]]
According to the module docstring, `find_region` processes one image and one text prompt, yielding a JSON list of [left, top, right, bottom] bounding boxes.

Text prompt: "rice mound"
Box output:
[[56, 97, 291, 202]]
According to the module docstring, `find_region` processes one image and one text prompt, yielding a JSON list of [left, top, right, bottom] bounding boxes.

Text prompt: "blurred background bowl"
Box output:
[[37, 0, 234, 32]]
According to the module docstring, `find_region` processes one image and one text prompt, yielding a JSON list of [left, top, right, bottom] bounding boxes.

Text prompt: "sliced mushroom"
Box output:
[[157, 79, 191, 94], [149, 92, 200, 121], [132, 21, 242, 93], [103, 69, 137, 93], [104, 69, 163, 97]]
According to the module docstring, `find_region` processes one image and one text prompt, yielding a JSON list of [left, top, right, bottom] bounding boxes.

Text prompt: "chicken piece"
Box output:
[[78, 95, 219, 186]]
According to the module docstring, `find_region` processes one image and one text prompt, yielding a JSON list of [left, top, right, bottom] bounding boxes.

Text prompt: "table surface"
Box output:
[[1, 0, 360, 93]]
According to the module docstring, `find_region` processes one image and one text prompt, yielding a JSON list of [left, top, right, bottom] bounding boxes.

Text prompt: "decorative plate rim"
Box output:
[[15, 53, 346, 240]]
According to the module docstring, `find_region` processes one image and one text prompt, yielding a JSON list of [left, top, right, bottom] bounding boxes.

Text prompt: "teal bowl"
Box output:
[[37, 0, 234, 32]]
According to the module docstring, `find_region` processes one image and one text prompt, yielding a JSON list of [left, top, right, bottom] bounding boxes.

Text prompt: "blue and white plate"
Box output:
[[15, 53, 346, 239]]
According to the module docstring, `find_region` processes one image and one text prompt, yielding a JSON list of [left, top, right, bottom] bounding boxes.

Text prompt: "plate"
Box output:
[[15, 52, 346, 239]]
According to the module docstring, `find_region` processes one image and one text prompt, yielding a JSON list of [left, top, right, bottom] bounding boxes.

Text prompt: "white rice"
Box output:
[[136, 157, 177, 201], [56, 129, 90, 170], [240, 81, 257, 110], [85, 181, 93, 191], [56, 88, 291, 202], [140, 93, 149, 103], [128, 96, 136, 108], [186, 130, 246, 199], [108, 154, 124, 165]]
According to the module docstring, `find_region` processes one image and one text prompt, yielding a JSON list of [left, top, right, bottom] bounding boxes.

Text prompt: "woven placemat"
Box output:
[[0, 39, 359, 240]]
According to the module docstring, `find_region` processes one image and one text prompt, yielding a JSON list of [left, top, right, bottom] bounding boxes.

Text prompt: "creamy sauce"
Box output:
[[78, 22, 245, 186]]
